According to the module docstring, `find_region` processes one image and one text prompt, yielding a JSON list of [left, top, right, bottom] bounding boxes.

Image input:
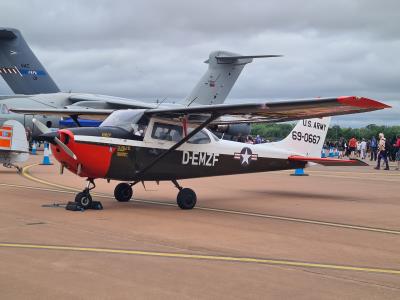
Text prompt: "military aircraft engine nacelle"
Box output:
[[211, 123, 251, 137]]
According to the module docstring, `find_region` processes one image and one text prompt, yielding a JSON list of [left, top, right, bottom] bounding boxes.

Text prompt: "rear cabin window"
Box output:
[[151, 122, 211, 144]]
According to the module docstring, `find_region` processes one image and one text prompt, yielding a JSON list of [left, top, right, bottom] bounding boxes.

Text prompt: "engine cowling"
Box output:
[[210, 123, 251, 137]]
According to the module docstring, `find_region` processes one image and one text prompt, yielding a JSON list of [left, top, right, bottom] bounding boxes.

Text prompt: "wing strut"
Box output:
[[133, 113, 220, 180], [70, 115, 81, 127]]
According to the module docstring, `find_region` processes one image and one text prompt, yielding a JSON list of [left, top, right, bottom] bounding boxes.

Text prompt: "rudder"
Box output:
[[274, 117, 331, 157], [184, 51, 281, 106], [0, 28, 59, 94]]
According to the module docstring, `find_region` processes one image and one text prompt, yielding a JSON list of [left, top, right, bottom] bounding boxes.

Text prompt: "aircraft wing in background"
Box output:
[[11, 96, 390, 125]]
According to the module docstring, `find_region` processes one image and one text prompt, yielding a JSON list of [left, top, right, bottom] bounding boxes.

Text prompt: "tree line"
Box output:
[[251, 123, 400, 141]]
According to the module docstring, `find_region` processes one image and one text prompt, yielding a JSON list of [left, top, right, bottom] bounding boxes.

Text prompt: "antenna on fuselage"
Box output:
[[155, 96, 168, 108]]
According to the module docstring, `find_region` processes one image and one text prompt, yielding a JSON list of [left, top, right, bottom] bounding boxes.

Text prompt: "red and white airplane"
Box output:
[[20, 96, 389, 210]]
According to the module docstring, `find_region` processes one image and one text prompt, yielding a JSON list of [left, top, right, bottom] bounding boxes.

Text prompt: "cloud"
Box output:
[[0, 0, 398, 127]]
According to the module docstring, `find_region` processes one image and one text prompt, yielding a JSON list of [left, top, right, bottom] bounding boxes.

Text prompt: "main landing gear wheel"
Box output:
[[114, 183, 133, 202], [75, 191, 93, 209], [177, 188, 197, 210]]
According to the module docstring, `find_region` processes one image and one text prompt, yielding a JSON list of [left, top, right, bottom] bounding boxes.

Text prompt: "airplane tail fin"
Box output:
[[273, 117, 331, 157], [0, 28, 60, 94], [183, 51, 281, 106], [0, 120, 29, 154]]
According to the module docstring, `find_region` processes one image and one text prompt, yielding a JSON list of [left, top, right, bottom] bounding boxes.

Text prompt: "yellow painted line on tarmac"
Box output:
[[19, 164, 400, 236], [307, 170, 400, 177], [21, 164, 79, 192], [279, 169, 399, 182], [314, 174, 400, 183], [192, 206, 400, 235], [6, 180, 400, 235], [0, 183, 74, 194], [0, 242, 399, 275]]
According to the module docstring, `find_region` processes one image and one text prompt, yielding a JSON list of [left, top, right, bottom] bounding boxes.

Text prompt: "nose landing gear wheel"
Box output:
[[74, 178, 96, 210], [177, 188, 197, 210], [75, 191, 93, 209], [114, 183, 133, 202]]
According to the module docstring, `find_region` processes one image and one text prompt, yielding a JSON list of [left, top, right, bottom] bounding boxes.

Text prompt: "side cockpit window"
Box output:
[[151, 122, 183, 142], [151, 122, 211, 144]]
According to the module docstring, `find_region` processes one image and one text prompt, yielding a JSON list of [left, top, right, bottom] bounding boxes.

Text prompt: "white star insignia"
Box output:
[[241, 149, 251, 165]]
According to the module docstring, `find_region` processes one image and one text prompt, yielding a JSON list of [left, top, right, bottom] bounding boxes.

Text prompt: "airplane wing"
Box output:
[[0, 149, 28, 154], [9, 108, 115, 120], [11, 96, 389, 124], [68, 94, 158, 109], [145, 96, 390, 123]]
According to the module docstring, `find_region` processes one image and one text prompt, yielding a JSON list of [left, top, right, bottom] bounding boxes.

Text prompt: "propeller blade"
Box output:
[[32, 118, 51, 134], [77, 163, 82, 175], [32, 118, 77, 160], [54, 137, 77, 160]]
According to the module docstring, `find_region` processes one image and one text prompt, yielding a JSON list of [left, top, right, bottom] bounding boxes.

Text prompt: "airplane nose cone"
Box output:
[[58, 129, 73, 145], [51, 129, 77, 169]]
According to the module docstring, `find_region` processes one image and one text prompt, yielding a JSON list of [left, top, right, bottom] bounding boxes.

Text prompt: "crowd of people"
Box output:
[[326, 134, 400, 170], [233, 132, 400, 171], [235, 134, 268, 144]]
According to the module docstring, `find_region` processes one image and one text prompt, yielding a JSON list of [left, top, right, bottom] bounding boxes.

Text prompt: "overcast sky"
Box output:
[[0, 0, 399, 127]]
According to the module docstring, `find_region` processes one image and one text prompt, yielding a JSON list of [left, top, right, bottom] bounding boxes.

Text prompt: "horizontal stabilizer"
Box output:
[[216, 54, 282, 60], [288, 156, 369, 166], [214, 54, 282, 65], [0, 28, 17, 40]]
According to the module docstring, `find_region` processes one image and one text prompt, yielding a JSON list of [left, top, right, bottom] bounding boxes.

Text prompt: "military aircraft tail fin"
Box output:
[[0, 28, 60, 94], [183, 51, 281, 106], [0, 120, 29, 154], [274, 117, 331, 157]]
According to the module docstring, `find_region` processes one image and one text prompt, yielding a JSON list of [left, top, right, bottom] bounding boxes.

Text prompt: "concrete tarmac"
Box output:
[[0, 155, 399, 299]]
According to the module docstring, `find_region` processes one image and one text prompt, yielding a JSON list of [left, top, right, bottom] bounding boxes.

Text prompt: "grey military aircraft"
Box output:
[[0, 27, 279, 136]]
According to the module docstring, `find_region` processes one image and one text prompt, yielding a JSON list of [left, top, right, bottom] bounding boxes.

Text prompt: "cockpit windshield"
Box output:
[[0, 104, 10, 114], [100, 109, 146, 131]]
